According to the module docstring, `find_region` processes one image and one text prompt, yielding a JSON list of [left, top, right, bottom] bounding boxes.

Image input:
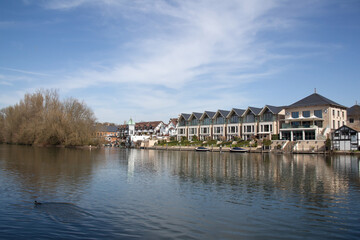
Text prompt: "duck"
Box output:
[[34, 201, 42, 205]]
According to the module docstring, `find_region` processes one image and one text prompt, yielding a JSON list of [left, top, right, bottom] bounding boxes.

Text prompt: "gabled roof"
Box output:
[[347, 104, 360, 116], [227, 108, 246, 118], [192, 112, 203, 119], [286, 93, 346, 109], [201, 111, 216, 120], [233, 108, 246, 116], [242, 106, 262, 116], [179, 113, 191, 121], [214, 110, 230, 119], [260, 105, 284, 115]]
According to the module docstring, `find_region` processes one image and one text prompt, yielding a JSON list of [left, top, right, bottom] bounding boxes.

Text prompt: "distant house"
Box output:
[[165, 118, 178, 137], [226, 108, 245, 141], [96, 125, 119, 143], [347, 104, 360, 129], [332, 125, 360, 151]]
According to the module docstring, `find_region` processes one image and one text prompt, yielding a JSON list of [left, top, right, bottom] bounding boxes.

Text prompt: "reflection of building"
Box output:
[[280, 93, 347, 141], [332, 125, 360, 151]]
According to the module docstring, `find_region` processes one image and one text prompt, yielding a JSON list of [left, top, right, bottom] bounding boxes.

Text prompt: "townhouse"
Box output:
[[176, 92, 347, 142]]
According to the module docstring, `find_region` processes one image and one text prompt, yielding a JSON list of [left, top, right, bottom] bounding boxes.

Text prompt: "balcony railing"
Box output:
[[281, 124, 317, 129]]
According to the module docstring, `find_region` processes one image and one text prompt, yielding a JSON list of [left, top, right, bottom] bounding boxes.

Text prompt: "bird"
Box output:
[[34, 201, 42, 205]]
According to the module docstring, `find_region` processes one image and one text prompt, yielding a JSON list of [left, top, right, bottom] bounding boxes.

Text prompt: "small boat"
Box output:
[[230, 147, 248, 153], [195, 146, 210, 152]]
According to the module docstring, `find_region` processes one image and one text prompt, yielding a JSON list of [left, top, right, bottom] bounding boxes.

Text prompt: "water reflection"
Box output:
[[127, 150, 360, 208], [1, 145, 360, 239]]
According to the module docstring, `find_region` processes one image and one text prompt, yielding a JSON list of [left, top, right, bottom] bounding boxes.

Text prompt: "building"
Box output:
[[347, 104, 360, 128], [212, 110, 230, 140], [177, 113, 191, 141], [199, 111, 216, 140], [165, 118, 178, 137], [280, 93, 347, 141], [332, 125, 360, 151], [258, 105, 285, 140], [187, 112, 202, 141], [226, 108, 245, 140], [241, 107, 262, 140], [96, 124, 119, 143]]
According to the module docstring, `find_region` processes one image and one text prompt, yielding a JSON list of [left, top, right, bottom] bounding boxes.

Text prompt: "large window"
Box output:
[[302, 111, 310, 118], [350, 118, 354, 123], [245, 114, 255, 123], [228, 126, 238, 133], [214, 127, 223, 134], [291, 112, 299, 118], [263, 112, 273, 122], [314, 110, 322, 118], [202, 117, 211, 125], [230, 114, 239, 123], [305, 130, 315, 140], [190, 118, 198, 126], [215, 116, 225, 124]]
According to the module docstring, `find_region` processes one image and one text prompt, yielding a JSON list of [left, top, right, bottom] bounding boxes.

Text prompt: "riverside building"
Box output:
[[176, 92, 347, 142]]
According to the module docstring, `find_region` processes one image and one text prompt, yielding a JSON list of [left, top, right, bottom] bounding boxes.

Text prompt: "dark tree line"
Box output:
[[0, 90, 97, 146]]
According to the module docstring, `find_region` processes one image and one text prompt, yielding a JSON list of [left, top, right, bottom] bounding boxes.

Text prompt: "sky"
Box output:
[[0, 0, 359, 124]]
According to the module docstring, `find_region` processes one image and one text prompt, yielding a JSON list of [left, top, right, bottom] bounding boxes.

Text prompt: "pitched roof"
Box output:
[[203, 111, 216, 119], [286, 93, 346, 109], [347, 104, 360, 116], [266, 105, 284, 114], [233, 108, 246, 116], [192, 112, 203, 119], [248, 107, 262, 115], [99, 125, 118, 132], [179, 113, 191, 120], [215, 110, 230, 118]]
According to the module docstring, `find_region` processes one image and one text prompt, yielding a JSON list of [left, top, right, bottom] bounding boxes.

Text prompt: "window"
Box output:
[[350, 118, 354, 123], [302, 111, 310, 118], [338, 110, 340, 117], [291, 112, 299, 118], [342, 111, 344, 118], [338, 121, 340, 128], [332, 109, 335, 116], [245, 114, 255, 123], [263, 111, 273, 122], [314, 110, 322, 118], [230, 115, 239, 123], [333, 120, 335, 129]]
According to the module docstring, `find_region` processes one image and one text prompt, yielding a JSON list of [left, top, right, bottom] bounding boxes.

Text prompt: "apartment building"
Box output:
[[279, 93, 347, 141]]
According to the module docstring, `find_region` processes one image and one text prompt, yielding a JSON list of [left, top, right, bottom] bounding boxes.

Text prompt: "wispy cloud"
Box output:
[[14, 0, 333, 122], [0, 67, 52, 77]]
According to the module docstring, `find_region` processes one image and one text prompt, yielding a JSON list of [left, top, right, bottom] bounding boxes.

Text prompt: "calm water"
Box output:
[[0, 145, 360, 239]]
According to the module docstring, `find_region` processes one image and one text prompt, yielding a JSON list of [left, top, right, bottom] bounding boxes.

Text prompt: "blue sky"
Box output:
[[1, 0, 359, 123]]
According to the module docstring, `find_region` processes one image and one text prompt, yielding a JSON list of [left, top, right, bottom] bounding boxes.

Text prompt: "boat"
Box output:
[[230, 147, 248, 153], [195, 146, 210, 152]]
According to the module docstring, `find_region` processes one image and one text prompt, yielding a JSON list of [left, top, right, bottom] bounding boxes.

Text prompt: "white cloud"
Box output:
[[20, 0, 330, 122]]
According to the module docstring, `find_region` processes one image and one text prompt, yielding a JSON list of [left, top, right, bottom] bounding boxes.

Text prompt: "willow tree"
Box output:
[[0, 89, 97, 146]]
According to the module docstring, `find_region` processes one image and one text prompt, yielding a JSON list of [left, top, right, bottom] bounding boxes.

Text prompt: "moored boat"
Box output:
[[230, 147, 248, 153], [195, 146, 210, 152]]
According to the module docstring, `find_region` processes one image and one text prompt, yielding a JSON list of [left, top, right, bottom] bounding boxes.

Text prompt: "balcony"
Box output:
[[281, 124, 317, 129]]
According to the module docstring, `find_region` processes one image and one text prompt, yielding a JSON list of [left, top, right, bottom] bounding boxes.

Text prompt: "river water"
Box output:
[[0, 145, 359, 239]]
